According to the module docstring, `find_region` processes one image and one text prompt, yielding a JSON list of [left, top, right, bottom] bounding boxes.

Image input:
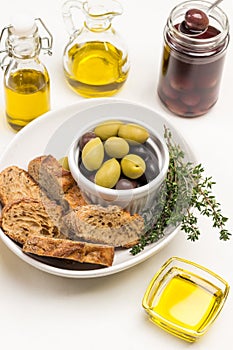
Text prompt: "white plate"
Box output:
[[0, 99, 195, 278]]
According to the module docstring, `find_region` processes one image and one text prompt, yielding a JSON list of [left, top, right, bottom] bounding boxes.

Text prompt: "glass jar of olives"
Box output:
[[157, 0, 229, 117]]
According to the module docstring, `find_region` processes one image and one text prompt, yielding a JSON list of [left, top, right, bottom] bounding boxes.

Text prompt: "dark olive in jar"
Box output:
[[185, 9, 209, 32], [157, 0, 227, 118]]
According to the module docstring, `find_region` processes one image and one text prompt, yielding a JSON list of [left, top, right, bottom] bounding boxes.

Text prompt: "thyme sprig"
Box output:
[[130, 127, 231, 255]]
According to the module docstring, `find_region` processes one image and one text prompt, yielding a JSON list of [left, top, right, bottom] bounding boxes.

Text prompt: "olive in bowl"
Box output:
[[68, 118, 169, 216]]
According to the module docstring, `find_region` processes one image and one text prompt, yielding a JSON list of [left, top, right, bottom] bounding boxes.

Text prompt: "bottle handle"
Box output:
[[62, 0, 84, 37]]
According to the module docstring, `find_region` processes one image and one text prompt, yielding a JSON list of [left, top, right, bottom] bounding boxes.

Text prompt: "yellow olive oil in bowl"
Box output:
[[142, 257, 229, 342]]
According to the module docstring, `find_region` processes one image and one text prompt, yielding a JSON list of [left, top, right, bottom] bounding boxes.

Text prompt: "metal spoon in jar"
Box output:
[[208, 0, 224, 13]]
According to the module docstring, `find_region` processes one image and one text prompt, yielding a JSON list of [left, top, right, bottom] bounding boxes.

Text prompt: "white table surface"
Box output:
[[0, 1, 233, 349]]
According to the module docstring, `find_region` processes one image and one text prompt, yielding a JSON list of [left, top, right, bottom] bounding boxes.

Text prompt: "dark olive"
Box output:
[[79, 132, 97, 150], [144, 156, 160, 182], [115, 178, 138, 190], [88, 173, 96, 183], [136, 174, 148, 187], [184, 9, 209, 32], [130, 144, 149, 161], [79, 162, 95, 178], [180, 92, 201, 107]]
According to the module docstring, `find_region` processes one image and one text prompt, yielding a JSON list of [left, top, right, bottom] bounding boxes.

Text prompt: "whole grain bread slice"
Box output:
[[63, 204, 145, 247], [23, 235, 114, 267], [0, 198, 64, 245], [0, 166, 41, 206], [28, 155, 86, 211]]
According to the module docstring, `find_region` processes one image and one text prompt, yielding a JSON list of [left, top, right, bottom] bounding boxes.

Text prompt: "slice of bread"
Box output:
[[63, 204, 145, 247], [1, 198, 64, 245], [1, 198, 115, 267], [23, 235, 114, 267], [28, 155, 86, 211], [0, 166, 41, 206], [0, 161, 116, 267]]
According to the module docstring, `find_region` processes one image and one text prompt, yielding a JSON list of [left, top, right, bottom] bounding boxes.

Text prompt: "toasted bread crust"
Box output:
[[0, 156, 146, 267], [28, 155, 86, 210], [0, 166, 41, 206], [63, 204, 145, 247], [23, 235, 114, 266], [1, 198, 64, 245]]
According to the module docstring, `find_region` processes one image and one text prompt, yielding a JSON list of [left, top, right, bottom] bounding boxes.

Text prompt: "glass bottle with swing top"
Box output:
[[0, 14, 53, 130]]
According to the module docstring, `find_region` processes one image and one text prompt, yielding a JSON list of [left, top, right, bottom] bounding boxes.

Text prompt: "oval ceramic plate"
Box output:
[[0, 99, 195, 278]]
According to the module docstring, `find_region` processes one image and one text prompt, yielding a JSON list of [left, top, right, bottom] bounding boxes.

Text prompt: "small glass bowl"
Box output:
[[142, 257, 230, 342]]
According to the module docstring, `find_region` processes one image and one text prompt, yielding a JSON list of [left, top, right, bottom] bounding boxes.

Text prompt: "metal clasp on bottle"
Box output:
[[0, 26, 11, 69], [0, 18, 53, 69], [35, 18, 53, 56]]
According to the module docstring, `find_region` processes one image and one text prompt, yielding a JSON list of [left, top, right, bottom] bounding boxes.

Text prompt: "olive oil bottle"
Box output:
[[0, 16, 53, 130], [62, 0, 130, 98], [4, 69, 50, 130], [64, 41, 128, 97]]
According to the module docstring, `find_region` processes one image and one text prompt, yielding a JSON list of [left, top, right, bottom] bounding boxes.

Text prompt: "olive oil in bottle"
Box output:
[[65, 41, 128, 97], [0, 15, 53, 131], [5, 69, 50, 130], [62, 0, 130, 98]]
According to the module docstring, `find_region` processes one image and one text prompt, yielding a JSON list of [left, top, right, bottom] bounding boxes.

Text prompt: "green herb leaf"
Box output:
[[130, 126, 231, 255]]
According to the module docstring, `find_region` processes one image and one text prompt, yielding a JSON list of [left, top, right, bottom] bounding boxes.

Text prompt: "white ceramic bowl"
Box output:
[[68, 117, 169, 221]]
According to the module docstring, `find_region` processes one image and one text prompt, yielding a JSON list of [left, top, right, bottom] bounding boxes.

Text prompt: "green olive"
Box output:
[[118, 123, 149, 144], [82, 137, 104, 171], [121, 154, 146, 179], [94, 120, 123, 141], [58, 156, 70, 171], [104, 137, 129, 158], [95, 158, 121, 188]]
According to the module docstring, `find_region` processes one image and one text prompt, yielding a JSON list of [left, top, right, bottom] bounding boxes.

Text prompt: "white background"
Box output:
[[0, 1, 233, 349]]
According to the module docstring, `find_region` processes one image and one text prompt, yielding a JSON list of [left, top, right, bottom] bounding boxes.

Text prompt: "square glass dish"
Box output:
[[142, 257, 229, 342]]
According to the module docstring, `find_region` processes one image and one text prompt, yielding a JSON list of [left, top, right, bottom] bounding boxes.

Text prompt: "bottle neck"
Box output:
[[6, 30, 41, 59], [84, 17, 112, 32]]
